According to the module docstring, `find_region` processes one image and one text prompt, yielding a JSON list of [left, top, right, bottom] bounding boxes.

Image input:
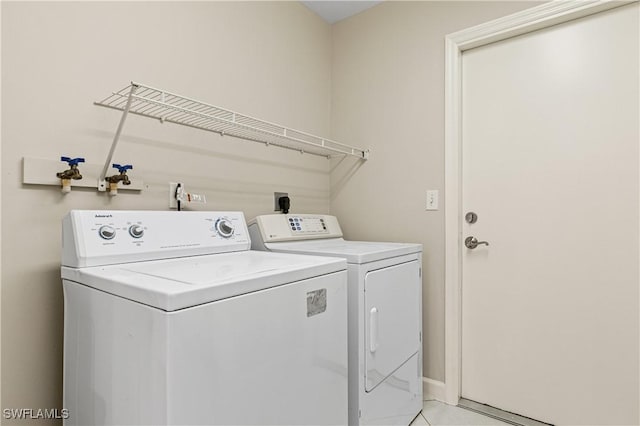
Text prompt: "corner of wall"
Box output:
[[423, 378, 446, 402]]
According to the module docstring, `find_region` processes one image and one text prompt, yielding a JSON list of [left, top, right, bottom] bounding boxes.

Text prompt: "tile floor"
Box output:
[[411, 400, 512, 426]]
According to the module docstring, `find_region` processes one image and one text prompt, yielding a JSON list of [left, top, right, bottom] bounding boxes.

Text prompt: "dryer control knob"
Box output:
[[98, 225, 116, 240], [129, 225, 144, 239], [215, 218, 235, 238]]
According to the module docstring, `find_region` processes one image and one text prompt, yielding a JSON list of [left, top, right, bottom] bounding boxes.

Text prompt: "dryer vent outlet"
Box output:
[[274, 192, 288, 211]]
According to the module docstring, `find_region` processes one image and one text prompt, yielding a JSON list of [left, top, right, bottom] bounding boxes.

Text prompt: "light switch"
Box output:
[[426, 190, 439, 211]]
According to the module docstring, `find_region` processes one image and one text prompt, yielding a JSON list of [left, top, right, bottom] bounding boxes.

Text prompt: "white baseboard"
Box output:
[[422, 377, 446, 402]]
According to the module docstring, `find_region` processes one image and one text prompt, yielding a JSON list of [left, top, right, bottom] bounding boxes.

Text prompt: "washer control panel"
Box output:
[[62, 210, 250, 267]]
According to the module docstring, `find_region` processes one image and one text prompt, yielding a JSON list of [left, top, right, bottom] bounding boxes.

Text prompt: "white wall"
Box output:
[[330, 0, 541, 383], [1, 2, 331, 422]]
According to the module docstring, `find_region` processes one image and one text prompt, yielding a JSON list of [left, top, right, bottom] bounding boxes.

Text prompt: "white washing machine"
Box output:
[[249, 214, 423, 426], [62, 210, 348, 426]]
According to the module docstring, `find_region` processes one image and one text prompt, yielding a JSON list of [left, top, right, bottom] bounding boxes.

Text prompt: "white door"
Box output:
[[461, 4, 639, 425]]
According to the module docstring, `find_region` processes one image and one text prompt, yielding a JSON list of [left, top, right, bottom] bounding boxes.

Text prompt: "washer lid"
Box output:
[[61, 251, 346, 311], [264, 238, 422, 264]]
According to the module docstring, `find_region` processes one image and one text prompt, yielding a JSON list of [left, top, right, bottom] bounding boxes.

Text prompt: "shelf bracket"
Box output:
[[98, 83, 138, 191]]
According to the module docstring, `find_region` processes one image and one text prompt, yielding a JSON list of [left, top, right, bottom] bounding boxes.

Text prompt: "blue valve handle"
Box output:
[[112, 164, 133, 173], [61, 157, 85, 166]]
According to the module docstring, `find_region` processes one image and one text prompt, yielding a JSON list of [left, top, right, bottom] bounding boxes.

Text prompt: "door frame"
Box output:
[[443, 0, 636, 405]]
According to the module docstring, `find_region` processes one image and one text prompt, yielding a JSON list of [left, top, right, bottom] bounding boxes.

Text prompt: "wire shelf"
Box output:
[[95, 82, 369, 160]]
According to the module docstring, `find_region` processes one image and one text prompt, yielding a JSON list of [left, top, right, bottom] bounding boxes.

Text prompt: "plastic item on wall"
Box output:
[[173, 183, 207, 211]]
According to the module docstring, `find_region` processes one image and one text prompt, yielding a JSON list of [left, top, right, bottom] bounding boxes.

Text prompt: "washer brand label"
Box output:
[[94, 214, 113, 218], [306, 289, 327, 317]]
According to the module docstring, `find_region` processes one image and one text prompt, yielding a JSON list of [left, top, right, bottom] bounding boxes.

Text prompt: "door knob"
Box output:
[[465, 236, 489, 249]]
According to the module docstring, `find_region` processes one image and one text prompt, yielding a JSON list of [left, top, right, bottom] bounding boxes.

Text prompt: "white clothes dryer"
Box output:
[[249, 214, 423, 426], [62, 210, 348, 426]]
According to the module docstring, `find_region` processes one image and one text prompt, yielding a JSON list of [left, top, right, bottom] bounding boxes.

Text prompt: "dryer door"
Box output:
[[364, 260, 421, 392]]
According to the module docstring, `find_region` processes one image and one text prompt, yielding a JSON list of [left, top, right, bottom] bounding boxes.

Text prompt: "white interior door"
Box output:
[[461, 4, 639, 425]]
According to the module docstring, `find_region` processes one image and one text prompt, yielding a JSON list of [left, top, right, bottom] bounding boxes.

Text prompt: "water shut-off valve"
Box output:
[[105, 163, 133, 196], [56, 156, 85, 193]]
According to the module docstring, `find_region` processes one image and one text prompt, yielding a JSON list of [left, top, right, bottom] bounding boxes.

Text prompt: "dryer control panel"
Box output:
[[286, 216, 327, 234], [62, 210, 250, 268], [249, 214, 343, 243]]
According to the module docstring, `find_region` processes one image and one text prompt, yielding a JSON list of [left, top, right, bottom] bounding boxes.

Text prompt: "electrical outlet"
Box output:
[[274, 192, 288, 211], [426, 190, 439, 211]]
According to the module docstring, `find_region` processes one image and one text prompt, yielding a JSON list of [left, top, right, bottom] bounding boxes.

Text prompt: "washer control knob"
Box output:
[[98, 225, 116, 240], [129, 224, 144, 239], [215, 218, 235, 238]]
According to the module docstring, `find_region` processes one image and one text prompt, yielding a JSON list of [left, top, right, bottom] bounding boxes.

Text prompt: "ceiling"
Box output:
[[301, 1, 383, 24]]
